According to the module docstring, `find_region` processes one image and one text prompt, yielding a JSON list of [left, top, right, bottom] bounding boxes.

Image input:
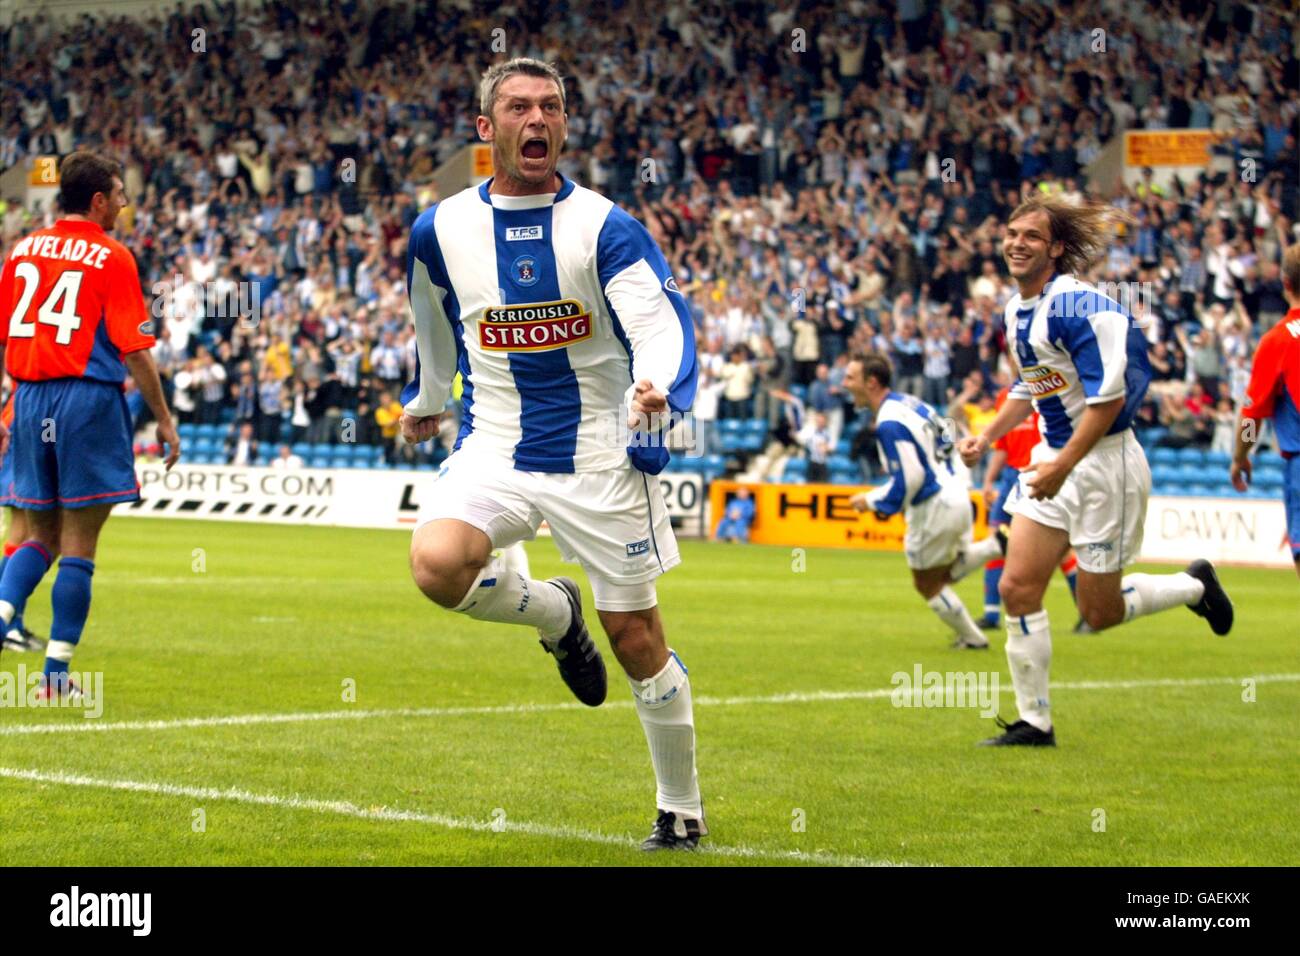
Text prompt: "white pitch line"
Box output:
[[3, 673, 1296, 738], [0, 766, 904, 867]]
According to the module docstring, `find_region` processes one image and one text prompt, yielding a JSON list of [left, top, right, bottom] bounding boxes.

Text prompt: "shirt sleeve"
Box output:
[[402, 206, 460, 417], [864, 420, 924, 516], [1241, 330, 1280, 421], [103, 245, 155, 354], [597, 206, 698, 416]]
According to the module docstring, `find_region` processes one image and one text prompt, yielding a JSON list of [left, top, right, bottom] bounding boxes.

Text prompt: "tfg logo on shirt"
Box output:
[[506, 226, 543, 242], [480, 299, 593, 352], [50, 886, 151, 936]]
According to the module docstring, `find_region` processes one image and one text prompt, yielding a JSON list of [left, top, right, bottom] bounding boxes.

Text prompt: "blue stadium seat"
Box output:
[[835, 438, 852, 457], [1256, 471, 1284, 491], [789, 384, 808, 403], [719, 432, 747, 453], [193, 437, 215, 454], [828, 454, 855, 472], [1151, 447, 1179, 466], [310, 443, 334, 456], [291, 443, 312, 458], [743, 418, 768, 436], [703, 454, 725, 472], [1138, 427, 1168, 450], [783, 457, 808, 478], [1177, 447, 1206, 464], [309, 455, 332, 468], [1204, 451, 1231, 468], [1151, 464, 1179, 485], [178, 423, 198, 441], [718, 419, 744, 433], [831, 470, 861, 485]]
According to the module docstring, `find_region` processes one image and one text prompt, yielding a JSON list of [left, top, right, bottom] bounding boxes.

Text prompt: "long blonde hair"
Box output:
[[1007, 196, 1135, 275]]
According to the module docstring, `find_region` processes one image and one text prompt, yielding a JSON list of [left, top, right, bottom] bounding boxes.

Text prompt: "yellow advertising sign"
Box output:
[[472, 144, 494, 178], [710, 481, 989, 551], [1123, 130, 1219, 168], [29, 156, 59, 186]]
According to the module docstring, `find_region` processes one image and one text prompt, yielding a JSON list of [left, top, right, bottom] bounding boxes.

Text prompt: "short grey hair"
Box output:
[[478, 57, 566, 117]]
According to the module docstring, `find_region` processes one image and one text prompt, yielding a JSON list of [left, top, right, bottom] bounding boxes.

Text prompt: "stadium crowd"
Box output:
[[1, 0, 1297, 475]]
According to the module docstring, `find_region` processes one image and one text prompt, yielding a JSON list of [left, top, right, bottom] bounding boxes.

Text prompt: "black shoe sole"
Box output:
[[978, 729, 1057, 747], [545, 578, 607, 706], [1186, 559, 1234, 636]]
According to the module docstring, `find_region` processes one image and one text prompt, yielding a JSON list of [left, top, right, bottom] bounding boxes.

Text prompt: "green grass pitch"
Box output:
[[1, 517, 1296, 866]]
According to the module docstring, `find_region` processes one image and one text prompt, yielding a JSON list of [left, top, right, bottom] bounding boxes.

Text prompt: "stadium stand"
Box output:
[[0, 0, 1296, 499]]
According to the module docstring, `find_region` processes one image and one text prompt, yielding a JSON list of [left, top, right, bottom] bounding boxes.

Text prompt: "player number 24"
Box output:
[[7, 262, 84, 346]]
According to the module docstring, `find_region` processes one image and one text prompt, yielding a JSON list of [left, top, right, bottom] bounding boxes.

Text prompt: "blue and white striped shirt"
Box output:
[[403, 174, 697, 474], [1005, 274, 1151, 449]]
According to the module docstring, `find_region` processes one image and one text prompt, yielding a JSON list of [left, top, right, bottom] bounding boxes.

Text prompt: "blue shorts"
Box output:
[[0, 440, 13, 508], [9, 378, 140, 511], [1285, 455, 1300, 560], [989, 466, 1020, 527]]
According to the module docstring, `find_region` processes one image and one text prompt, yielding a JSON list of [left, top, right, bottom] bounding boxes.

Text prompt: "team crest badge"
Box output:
[[512, 255, 539, 287]]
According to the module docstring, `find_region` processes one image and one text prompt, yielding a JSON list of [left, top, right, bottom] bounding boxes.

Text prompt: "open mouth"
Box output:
[[1008, 252, 1031, 264], [521, 137, 548, 160]]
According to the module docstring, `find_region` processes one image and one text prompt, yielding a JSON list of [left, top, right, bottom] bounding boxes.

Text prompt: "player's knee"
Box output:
[[409, 545, 481, 609], [602, 613, 661, 669], [1080, 601, 1122, 632], [998, 573, 1036, 616]]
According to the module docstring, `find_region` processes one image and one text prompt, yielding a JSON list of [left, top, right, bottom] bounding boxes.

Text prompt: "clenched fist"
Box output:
[[400, 412, 442, 445], [957, 434, 988, 468]]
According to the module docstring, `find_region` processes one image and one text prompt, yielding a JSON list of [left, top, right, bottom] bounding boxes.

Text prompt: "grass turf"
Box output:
[[1, 517, 1296, 866]]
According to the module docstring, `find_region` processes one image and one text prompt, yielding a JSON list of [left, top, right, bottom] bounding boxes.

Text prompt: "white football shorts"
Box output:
[[1007, 428, 1151, 573], [416, 445, 681, 586], [904, 481, 974, 570]]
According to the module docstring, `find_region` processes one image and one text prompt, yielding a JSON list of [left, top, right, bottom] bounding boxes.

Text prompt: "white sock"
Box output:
[[0, 600, 13, 627], [927, 587, 987, 645], [452, 558, 571, 640], [1121, 572, 1204, 622], [1005, 610, 1052, 731], [950, 534, 1002, 582], [495, 542, 532, 581], [630, 651, 702, 818]]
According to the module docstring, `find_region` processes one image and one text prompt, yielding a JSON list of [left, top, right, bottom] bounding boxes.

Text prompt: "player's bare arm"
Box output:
[[958, 396, 1032, 467], [983, 447, 1008, 506], [1021, 396, 1124, 500], [1230, 414, 1256, 492], [124, 350, 181, 470]]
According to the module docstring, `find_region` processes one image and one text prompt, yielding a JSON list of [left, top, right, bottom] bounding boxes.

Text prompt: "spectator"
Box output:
[[714, 488, 756, 543], [799, 411, 833, 483], [225, 422, 260, 466], [374, 390, 405, 462], [271, 444, 304, 469], [718, 346, 756, 420]]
